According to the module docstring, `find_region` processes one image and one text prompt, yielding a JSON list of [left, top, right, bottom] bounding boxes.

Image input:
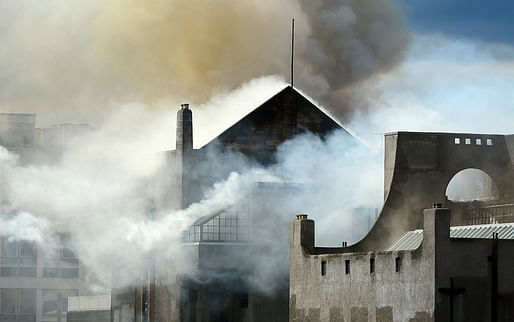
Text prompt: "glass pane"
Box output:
[[19, 242, 36, 258], [19, 257, 36, 266], [43, 268, 59, 278], [202, 231, 209, 241], [19, 289, 36, 313], [60, 268, 79, 279], [0, 313, 17, 322], [0, 258, 17, 265], [60, 290, 78, 313], [0, 239, 17, 258], [0, 289, 16, 313], [19, 314, 36, 322], [0, 267, 17, 277], [61, 258, 79, 267], [42, 290, 58, 314], [62, 247, 76, 259], [18, 267, 37, 277], [43, 258, 59, 267]]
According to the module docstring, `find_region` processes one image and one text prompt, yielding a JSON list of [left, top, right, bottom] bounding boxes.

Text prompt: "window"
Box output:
[[454, 138, 460, 144], [1, 238, 36, 278], [370, 258, 375, 274], [395, 257, 401, 272], [476, 138, 482, 145], [19, 242, 36, 258], [18, 266, 37, 277], [345, 260, 350, 275], [60, 268, 79, 278], [42, 234, 79, 278], [321, 261, 326, 276], [42, 289, 78, 322], [465, 138, 471, 145], [185, 201, 255, 243], [42, 268, 59, 278], [0, 288, 36, 322], [1, 289, 16, 313], [19, 289, 35, 314], [1, 239, 17, 257], [487, 139, 493, 146]]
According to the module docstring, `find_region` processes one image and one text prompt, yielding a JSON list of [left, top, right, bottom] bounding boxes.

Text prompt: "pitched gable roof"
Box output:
[[199, 86, 352, 164]]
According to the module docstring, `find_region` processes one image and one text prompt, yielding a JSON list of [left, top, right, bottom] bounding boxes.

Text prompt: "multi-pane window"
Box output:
[[0, 235, 79, 279], [0, 238, 37, 277], [0, 288, 36, 322], [182, 183, 299, 243], [201, 210, 252, 241], [183, 201, 254, 243], [42, 289, 78, 322], [43, 235, 79, 278]]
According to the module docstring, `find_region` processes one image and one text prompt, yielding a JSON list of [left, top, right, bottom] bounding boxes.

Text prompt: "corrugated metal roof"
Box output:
[[387, 223, 514, 251], [387, 230, 423, 251]]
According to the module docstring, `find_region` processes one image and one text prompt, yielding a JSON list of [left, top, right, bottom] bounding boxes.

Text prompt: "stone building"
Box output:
[[289, 131, 514, 321], [110, 86, 355, 322], [0, 113, 93, 322]]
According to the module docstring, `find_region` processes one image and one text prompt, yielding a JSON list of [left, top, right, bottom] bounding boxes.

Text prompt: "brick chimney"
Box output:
[[176, 103, 193, 209]]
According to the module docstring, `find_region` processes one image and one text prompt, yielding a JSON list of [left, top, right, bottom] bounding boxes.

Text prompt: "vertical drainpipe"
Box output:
[[176, 103, 193, 209]]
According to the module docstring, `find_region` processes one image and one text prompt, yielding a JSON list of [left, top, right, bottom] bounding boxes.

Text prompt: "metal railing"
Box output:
[[467, 203, 514, 225]]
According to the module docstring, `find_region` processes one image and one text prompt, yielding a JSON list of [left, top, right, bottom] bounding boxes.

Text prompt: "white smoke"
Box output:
[[0, 95, 382, 296]]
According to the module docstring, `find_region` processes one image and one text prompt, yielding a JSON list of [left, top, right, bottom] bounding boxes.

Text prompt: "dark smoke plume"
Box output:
[[0, 0, 408, 124]]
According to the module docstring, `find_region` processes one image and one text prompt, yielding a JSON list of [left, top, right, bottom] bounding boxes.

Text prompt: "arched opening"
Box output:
[[446, 168, 499, 202]]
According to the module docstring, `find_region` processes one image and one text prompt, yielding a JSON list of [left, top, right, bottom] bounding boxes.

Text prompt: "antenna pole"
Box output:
[[291, 18, 295, 87]]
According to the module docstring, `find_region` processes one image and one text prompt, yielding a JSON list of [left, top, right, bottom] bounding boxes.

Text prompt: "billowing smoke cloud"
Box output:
[[0, 86, 382, 294], [0, 0, 408, 125], [0, 120, 280, 290]]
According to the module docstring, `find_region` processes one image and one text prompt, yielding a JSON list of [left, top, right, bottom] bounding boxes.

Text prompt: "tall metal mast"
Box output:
[[291, 18, 295, 87]]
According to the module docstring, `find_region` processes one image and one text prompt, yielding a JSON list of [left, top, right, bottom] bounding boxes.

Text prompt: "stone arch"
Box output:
[[445, 168, 499, 202]]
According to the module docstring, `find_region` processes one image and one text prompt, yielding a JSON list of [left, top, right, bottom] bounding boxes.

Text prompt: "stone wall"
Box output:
[[290, 208, 514, 321]]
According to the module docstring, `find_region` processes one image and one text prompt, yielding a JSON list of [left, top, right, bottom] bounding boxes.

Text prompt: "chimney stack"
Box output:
[[176, 103, 193, 154], [176, 103, 193, 209]]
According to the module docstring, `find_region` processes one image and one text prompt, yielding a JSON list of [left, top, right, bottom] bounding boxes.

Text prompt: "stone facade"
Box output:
[[290, 208, 514, 321]]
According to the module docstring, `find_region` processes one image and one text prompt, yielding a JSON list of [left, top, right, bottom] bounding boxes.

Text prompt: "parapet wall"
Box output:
[[289, 209, 444, 322]]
